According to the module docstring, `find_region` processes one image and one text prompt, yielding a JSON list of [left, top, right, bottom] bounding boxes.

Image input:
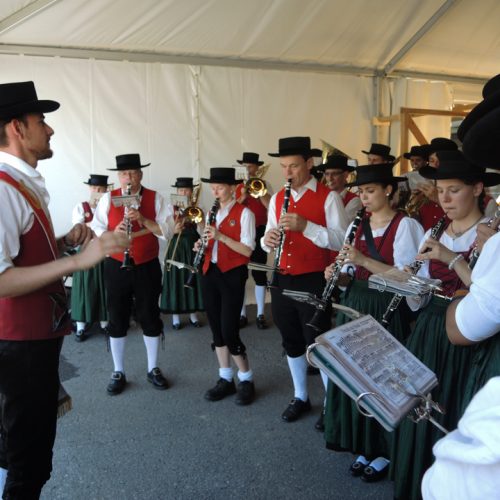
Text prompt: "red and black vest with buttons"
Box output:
[[108, 187, 158, 265], [419, 201, 447, 232], [202, 202, 249, 274], [353, 212, 405, 280], [82, 201, 93, 223], [275, 182, 331, 275], [235, 183, 267, 227], [0, 172, 70, 341], [343, 190, 359, 207]]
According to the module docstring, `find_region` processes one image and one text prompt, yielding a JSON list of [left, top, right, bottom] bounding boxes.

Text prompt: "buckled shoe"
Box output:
[[107, 371, 127, 395], [147, 367, 169, 390]]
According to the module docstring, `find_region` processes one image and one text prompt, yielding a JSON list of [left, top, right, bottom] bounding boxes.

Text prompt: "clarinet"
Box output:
[[306, 207, 366, 332], [380, 215, 447, 326], [468, 204, 500, 269], [268, 179, 292, 289], [184, 198, 220, 288], [121, 183, 134, 270]]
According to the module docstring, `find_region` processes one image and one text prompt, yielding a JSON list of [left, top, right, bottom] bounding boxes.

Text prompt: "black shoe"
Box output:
[[204, 378, 236, 401], [281, 398, 312, 422], [239, 316, 248, 328], [361, 459, 390, 482], [147, 367, 169, 390], [107, 371, 126, 395], [75, 329, 87, 342], [189, 319, 201, 328], [314, 410, 325, 432], [307, 365, 320, 376], [172, 323, 182, 330], [349, 456, 369, 477], [256, 315, 267, 329], [235, 381, 255, 406]]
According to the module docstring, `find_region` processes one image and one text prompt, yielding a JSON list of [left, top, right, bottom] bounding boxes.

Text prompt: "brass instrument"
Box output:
[[246, 177, 267, 198], [320, 139, 350, 164]]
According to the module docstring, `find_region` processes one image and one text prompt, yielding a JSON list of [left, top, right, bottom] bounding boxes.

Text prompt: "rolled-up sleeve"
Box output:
[[240, 207, 256, 250], [90, 193, 111, 237]]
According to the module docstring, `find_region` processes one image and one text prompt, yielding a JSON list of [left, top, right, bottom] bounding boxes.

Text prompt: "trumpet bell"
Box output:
[[247, 178, 267, 199], [184, 206, 204, 224]]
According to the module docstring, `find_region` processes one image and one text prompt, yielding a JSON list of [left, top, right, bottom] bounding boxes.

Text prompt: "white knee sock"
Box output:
[[237, 369, 254, 382], [76, 321, 86, 332], [287, 354, 308, 401], [100, 321, 108, 329], [143, 335, 160, 372], [110, 337, 126, 373], [0, 467, 7, 494], [219, 367, 234, 382], [172, 314, 180, 325], [255, 285, 266, 316]]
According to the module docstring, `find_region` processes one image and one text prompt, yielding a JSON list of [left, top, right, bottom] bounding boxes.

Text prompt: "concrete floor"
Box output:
[[42, 306, 394, 500]]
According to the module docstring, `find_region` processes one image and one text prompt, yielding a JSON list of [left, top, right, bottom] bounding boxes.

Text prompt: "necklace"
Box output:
[[450, 215, 483, 238]]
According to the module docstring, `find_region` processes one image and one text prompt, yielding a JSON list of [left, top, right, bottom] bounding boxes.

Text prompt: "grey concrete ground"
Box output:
[[42, 307, 394, 500]]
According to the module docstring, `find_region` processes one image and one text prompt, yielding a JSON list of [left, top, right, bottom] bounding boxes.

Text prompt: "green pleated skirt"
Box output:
[[390, 296, 474, 500], [323, 279, 412, 459], [160, 228, 204, 313], [70, 259, 108, 322]]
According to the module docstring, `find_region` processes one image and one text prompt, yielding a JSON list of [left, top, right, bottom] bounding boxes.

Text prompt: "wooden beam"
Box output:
[[407, 116, 428, 145]]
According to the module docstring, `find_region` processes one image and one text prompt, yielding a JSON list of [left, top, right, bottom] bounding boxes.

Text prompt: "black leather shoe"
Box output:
[[204, 378, 236, 401], [107, 371, 126, 395], [256, 315, 267, 329], [235, 381, 255, 406], [172, 323, 182, 331], [189, 319, 201, 328], [349, 456, 369, 477], [75, 329, 87, 342], [361, 459, 389, 482], [147, 367, 168, 390], [314, 410, 325, 432], [281, 398, 312, 422], [239, 316, 248, 328]]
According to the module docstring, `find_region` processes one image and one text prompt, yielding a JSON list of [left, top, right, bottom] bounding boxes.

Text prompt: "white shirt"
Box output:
[[0, 152, 53, 275], [422, 377, 500, 500], [210, 199, 255, 263], [455, 231, 500, 342], [341, 216, 424, 274], [340, 189, 363, 223], [72, 202, 95, 225], [261, 176, 349, 253], [91, 188, 173, 241]]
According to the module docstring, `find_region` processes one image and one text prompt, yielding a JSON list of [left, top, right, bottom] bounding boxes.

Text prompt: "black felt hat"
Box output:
[[108, 154, 150, 171], [171, 177, 198, 188], [269, 137, 312, 157], [346, 163, 405, 187], [236, 152, 264, 166], [403, 145, 432, 160], [201, 167, 239, 185], [361, 143, 395, 161], [458, 74, 500, 170], [321, 154, 354, 172], [419, 150, 500, 187], [0, 81, 60, 120], [83, 174, 111, 187], [428, 137, 458, 153]]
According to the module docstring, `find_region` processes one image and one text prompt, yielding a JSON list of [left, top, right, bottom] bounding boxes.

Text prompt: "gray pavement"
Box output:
[[42, 306, 394, 500]]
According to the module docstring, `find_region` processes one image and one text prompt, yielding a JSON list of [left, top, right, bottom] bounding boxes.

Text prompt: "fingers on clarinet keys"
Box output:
[[281, 398, 311, 422], [147, 367, 169, 390], [107, 371, 127, 396]]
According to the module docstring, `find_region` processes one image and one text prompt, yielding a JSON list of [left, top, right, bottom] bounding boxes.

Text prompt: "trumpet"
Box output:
[[121, 183, 134, 270]]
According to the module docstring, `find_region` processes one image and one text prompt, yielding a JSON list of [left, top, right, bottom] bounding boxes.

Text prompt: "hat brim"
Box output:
[[268, 148, 312, 158], [236, 160, 264, 166], [200, 177, 240, 185], [83, 182, 112, 186], [361, 150, 395, 162], [419, 165, 500, 186], [107, 163, 150, 171], [0, 99, 60, 120], [171, 183, 199, 188], [323, 165, 355, 173], [345, 176, 406, 188]]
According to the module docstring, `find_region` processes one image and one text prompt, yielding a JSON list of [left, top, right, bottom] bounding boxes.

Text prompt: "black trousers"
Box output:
[[0, 337, 62, 500], [201, 264, 248, 355], [249, 225, 268, 286], [104, 257, 163, 338], [271, 272, 331, 358]]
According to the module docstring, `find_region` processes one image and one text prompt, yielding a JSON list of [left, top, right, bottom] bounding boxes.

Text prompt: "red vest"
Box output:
[[0, 172, 70, 341], [343, 190, 359, 207], [82, 201, 93, 223], [203, 202, 249, 274], [108, 187, 159, 265], [419, 201, 447, 231], [275, 182, 331, 275], [235, 183, 267, 226], [353, 212, 405, 280]]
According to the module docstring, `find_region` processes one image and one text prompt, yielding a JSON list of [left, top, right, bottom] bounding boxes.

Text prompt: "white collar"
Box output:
[[0, 151, 42, 180]]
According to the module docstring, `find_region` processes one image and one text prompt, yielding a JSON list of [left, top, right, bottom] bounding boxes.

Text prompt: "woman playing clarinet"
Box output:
[[160, 178, 203, 330], [196, 168, 257, 405], [322, 163, 424, 483], [391, 150, 500, 500]]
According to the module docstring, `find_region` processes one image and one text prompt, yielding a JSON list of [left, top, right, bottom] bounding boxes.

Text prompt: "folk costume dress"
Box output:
[[323, 212, 424, 458], [391, 220, 485, 500], [70, 201, 108, 326], [160, 206, 203, 315]]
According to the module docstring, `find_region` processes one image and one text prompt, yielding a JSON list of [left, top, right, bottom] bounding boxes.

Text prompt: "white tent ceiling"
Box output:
[[0, 0, 498, 84]]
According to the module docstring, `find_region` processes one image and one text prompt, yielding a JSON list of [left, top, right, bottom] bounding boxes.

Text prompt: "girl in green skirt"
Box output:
[[323, 163, 424, 482]]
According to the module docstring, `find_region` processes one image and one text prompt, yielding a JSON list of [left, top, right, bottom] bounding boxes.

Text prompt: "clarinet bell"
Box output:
[[184, 270, 196, 289], [306, 309, 326, 332], [120, 250, 134, 270]]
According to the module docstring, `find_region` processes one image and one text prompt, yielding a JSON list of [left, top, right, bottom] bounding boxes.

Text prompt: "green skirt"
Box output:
[[160, 228, 204, 313], [324, 280, 412, 458], [70, 259, 107, 323], [390, 296, 474, 500]]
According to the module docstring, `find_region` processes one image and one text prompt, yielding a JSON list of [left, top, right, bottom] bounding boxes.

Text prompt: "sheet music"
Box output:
[[368, 268, 442, 296]]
